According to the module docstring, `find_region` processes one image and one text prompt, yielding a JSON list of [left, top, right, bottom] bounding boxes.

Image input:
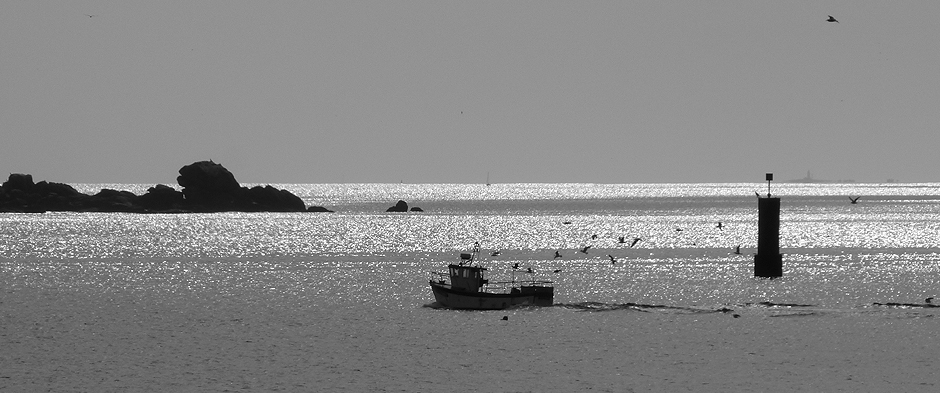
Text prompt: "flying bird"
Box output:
[[618, 236, 626, 244], [554, 251, 563, 259], [607, 254, 617, 264], [553, 269, 562, 273], [580, 245, 592, 254], [849, 197, 860, 204], [716, 222, 724, 230], [630, 237, 641, 248], [734, 245, 741, 255], [491, 250, 501, 256], [827, 15, 839, 23]]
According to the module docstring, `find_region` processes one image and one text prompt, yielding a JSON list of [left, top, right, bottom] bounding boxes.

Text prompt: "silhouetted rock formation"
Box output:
[[0, 160, 333, 213], [385, 200, 423, 212], [386, 200, 409, 212], [0, 174, 89, 212], [242, 185, 306, 212], [137, 184, 184, 211], [177, 161, 242, 210], [174, 161, 309, 212]]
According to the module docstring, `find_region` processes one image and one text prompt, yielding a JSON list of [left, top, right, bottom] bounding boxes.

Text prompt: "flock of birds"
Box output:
[[503, 224, 722, 274], [492, 192, 864, 275]]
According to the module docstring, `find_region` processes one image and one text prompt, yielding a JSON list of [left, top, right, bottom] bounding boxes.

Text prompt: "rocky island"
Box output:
[[0, 160, 333, 213]]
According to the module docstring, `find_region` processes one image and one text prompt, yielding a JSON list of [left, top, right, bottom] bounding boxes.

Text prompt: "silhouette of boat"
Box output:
[[429, 243, 553, 310]]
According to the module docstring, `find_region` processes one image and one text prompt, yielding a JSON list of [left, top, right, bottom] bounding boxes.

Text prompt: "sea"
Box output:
[[2, 182, 939, 392]]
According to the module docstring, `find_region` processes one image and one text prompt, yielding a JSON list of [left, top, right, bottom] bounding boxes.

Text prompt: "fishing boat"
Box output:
[[429, 242, 554, 310]]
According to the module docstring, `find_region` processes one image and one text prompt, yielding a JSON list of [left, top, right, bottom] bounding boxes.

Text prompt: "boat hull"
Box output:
[[429, 282, 553, 310]]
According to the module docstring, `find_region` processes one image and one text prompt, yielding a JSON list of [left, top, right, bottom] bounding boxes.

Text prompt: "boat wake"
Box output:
[[739, 301, 815, 308], [871, 302, 939, 309], [555, 302, 729, 314], [555, 301, 827, 317]]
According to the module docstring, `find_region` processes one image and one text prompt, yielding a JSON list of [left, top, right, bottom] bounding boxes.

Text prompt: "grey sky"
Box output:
[[3, 1, 939, 184]]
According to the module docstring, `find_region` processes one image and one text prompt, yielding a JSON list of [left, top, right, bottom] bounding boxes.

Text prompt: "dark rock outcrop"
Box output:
[[176, 161, 242, 211], [0, 160, 333, 213], [172, 161, 309, 212], [137, 184, 184, 211], [3, 173, 35, 192], [385, 200, 423, 212], [91, 189, 140, 211], [0, 175, 92, 212], [386, 200, 409, 212], [243, 185, 306, 212]]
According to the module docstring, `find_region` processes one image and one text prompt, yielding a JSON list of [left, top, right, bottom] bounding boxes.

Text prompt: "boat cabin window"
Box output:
[[449, 266, 484, 279]]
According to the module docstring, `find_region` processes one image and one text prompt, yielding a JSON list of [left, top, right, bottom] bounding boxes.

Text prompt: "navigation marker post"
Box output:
[[754, 173, 783, 277]]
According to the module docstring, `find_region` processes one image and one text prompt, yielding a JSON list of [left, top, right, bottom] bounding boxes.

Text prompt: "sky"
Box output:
[[3, 1, 940, 184]]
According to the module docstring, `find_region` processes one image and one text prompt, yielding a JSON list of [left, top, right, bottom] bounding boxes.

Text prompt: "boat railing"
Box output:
[[429, 271, 551, 286], [489, 279, 553, 286], [479, 281, 553, 295]]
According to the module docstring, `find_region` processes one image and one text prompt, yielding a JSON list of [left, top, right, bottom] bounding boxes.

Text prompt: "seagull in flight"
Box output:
[[827, 15, 839, 23], [716, 222, 724, 230], [607, 254, 617, 265], [580, 245, 592, 254], [554, 251, 563, 259], [629, 237, 641, 248], [849, 197, 860, 204]]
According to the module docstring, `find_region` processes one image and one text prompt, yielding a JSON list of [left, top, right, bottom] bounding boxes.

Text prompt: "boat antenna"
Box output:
[[471, 242, 481, 265]]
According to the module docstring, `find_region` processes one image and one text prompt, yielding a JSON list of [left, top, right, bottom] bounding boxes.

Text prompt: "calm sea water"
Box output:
[[2, 183, 939, 392]]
